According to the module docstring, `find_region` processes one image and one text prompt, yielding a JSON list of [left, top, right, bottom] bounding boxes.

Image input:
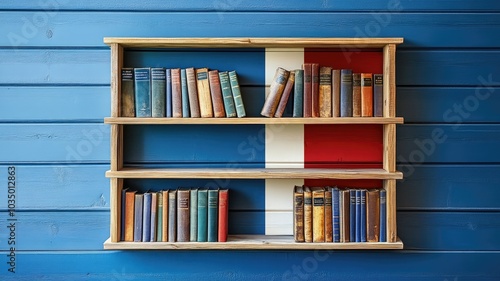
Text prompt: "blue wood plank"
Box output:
[[397, 124, 500, 164], [5, 252, 500, 281], [0, 86, 109, 122], [398, 165, 500, 210], [2, 12, 500, 48], [397, 87, 500, 123], [0, 124, 109, 163]]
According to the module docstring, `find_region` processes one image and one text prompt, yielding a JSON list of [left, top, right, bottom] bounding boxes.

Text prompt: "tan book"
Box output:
[[352, 73, 362, 117], [311, 186, 325, 243], [303, 186, 313, 243], [324, 187, 333, 242], [161, 190, 169, 242], [361, 73, 373, 117], [331, 69, 341, 117], [366, 189, 380, 242], [319, 66, 332, 117], [196, 68, 214, 118], [293, 185, 305, 242], [208, 70, 226, 118], [261, 67, 289, 117], [124, 190, 136, 242]]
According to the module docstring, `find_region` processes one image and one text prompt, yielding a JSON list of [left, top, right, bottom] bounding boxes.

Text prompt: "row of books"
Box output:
[[262, 65, 383, 118], [120, 188, 229, 243], [121, 67, 246, 118], [293, 186, 387, 243]]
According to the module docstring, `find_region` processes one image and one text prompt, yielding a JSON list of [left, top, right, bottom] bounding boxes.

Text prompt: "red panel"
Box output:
[[304, 179, 383, 189], [304, 48, 383, 74]]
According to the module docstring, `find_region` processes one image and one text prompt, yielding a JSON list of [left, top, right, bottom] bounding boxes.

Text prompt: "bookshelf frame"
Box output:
[[103, 37, 404, 250]]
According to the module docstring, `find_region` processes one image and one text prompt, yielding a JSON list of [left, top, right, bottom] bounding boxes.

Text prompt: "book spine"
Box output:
[[190, 188, 198, 242], [151, 67, 166, 117], [303, 187, 313, 243], [331, 69, 341, 117], [156, 192, 163, 241], [338, 189, 344, 242], [186, 67, 201, 118], [355, 190, 361, 242], [274, 71, 296, 118], [373, 74, 383, 117], [196, 68, 214, 118], [361, 73, 373, 117], [366, 189, 380, 242], [352, 73, 362, 117], [228, 71, 246, 118], [124, 191, 136, 242], [180, 69, 190, 118], [302, 64, 312, 117], [340, 69, 353, 117], [293, 69, 304, 117], [161, 190, 169, 242], [171, 68, 182, 118], [142, 192, 152, 242], [197, 189, 208, 242], [324, 187, 333, 242], [219, 71, 237, 118], [312, 187, 325, 243], [293, 185, 305, 242], [134, 68, 151, 117], [218, 189, 229, 242], [379, 189, 387, 242], [165, 69, 172, 117], [349, 189, 356, 242], [360, 189, 367, 242], [133, 193, 143, 242], [342, 190, 350, 242], [168, 190, 177, 242], [319, 66, 332, 118], [332, 188, 340, 243], [121, 68, 135, 117], [261, 67, 289, 117], [207, 189, 219, 242], [311, 63, 320, 117], [177, 189, 190, 242], [208, 70, 226, 118], [150, 192, 158, 242]]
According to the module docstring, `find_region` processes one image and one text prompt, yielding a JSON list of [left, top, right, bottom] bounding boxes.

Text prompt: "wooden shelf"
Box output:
[[106, 168, 403, 180], [104, 235, 403, 250], [105, 117, 404, 125]]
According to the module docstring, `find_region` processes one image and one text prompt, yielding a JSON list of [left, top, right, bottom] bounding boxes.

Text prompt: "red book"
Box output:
[[208, 70, 226, 118], [302, 63, 312, 117], [311, 63, 320, 117], [218, 189, 229, 242], [171, 68, 182, 118], [274, 71, 296, 118]]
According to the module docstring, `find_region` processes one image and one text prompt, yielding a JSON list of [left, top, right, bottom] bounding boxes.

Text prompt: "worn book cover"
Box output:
[[324, 186, 333, 242], [311, 63, 320, 117], [218, 71, 237, 118], [177, 189, 190, 242], [373, 74, 384, 117], [180, 69, 190, 118], [151, 67, 166, 117], [207, 189, 219, 242], [340, 69, 353, 117], [366, 189, 380, 242], [293, 69, 304, 117], [121, 68, 135, 117], [218, 189, 229, 242], [319, 66, 332, 118], [196, 68, 214, 118], [228, 71, 246, 117], [124, 190, 136, 242], [142, 192, 152, 242], [274, 71, 296, 118], [133, 193, 143, 242], [190, 188, 198, 242], [293, 185, 305, 242], [304, 186, 313, 242], [361, 73, 373, 117], [352, 73, 362, 117], [171, 68, 182, 118], [331, 69, 341, 117], [311, 186, 325, 243], [168, 190, 177, 242], [197, 189, 208, 242], [186, 67, 201, 118], [208, 70, 226, 118], [134, 68, 151, 117], [261, 67, 289, 117]]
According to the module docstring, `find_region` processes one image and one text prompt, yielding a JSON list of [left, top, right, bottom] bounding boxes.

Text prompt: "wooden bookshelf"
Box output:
[[104, 37, 404, 250]]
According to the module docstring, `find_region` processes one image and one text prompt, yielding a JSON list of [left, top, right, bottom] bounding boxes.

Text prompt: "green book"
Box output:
[[207, 189, 219, 242], [228, 71, 246, 118], [156, 192, 163, 241], [197, 189, 208, 242], [293, 69, 304, 117], [218, 71, 237, 117], [181, 69, 190, 117], [151, 67, 166, 117], [190, 188, 198, 241]]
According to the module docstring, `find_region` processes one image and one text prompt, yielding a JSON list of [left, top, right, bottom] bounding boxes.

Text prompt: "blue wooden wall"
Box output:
[[1, 1, 500, 280]]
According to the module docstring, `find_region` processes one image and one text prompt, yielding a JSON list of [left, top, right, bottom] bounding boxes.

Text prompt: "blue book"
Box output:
[[197, 189, 208, 242], [151, 68, 166, 117], [120, 188, 127, 241], [142, 192, 152, 242], [293, 69, 304, 117], [379, 189, 387, 242], [134, 68, 151, 117], [207, 189, 219, 242], [332, 187, 340, 243], [355, 190, 361, 242], [360, 189, 367, 242], [181, 69, 190, 117], [190, 188, 198, 242], [228, 71, 246, 118], [219, 71, 237, 117], [373, 74, 383, 117], [133, 193, 143, 242], [165, 69, 172, 117], [349, 189, 356, 242], [340, 69, 353, 117]]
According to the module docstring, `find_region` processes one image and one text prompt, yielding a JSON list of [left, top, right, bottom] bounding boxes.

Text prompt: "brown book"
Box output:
[[319, 66, 332, 117], [177, 189, 190, 242], [218, 189, 229, 242], [274, 71, 296, 117], [196, 68, 214, 118], [171, 68, 182, 118], [331, 69, 341, 117], [161, 190, 169, 241], [311, 186, 325, 242], [352, 73, 362, 117], [261, 67, 289, 117], [361, 73, 373, 117], [341, 190, 350, 242], [124, 190, 136, 242], [186, 67, 201, 118], [302, 63, 312, 117], [303, 186, 313, 243], [168, 190, 177, 242], [324, 187, 333, 242], [366, 189, 380, 242], [293, 185, 305, 242], [311, 63, 320, 117], [208, 70, 226, 118], [150, 192, 158, 242]]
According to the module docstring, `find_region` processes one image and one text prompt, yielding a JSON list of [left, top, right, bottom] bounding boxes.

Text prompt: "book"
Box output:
[[151, 67, 166, 117], [165, 69, 172, 117], [341, 190, 350, 242], [142, 192, 152, 242], [274, 70, 296, 118], [156, 192, 163, 241], [319, 66, 332, 118], [349, 189, 356, 242], [293, 185, 305, 242], [324, 187, 333, 242], [208, 70, 226, 118], [340, 69, 353, 117], [228, 71, 246, 118], [168, 190, 177, 242], [355, 189, 361, 242], [293, 69, 304, 117], [302, 63, 312, 117], [331, 69, 341, 117], [311, 63, 320, 117], [218, 71, 237, 118], [121, 68, 135, 117], [379, 189, 387, 242], [360, 189, 367, 242], [177, 189, 190, 242], [218, 189, 229, 242], [196, 68, 214, 118], [311, 186, 325, 243], [207, 189, 219, 242], [361, 73, 373, 117], [133, 193, 143, 242], [261, 67, 289, 117], [366, 189, 380, 242], [352, 73, 362, 117], [134, 68, 151, 117], [331, 187, 340, 243], [197, 189, 208, 242], [186, 67, 201, 118], [190, 188, 198, 242], [171, 68, 182, 118], [303, 186, 313, 243], [373, 74, 384, 117], [180, 69, 190, 118], [120, 188, 127, 241], [124, 190, 136, 242], [161, 190, 169, 242], [150, 192, 158, 242]]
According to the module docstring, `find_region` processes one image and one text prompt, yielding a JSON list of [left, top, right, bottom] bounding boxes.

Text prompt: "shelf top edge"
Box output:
[[103, 37, 404, 48]]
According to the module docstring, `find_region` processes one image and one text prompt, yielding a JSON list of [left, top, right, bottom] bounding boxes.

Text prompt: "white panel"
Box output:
[[265, 124, 304, 168], [265, 48, 304, 86], [265, 179, 303, 211], [265, 211, 293, 235]]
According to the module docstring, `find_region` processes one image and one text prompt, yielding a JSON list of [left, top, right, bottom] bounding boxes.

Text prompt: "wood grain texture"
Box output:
[[105, 117, 404, 124]]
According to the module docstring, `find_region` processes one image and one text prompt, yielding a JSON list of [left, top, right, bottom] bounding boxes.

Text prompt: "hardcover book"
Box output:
[[360, 189, 367, 242], [274, 70, 296, 118], [196, 68, 214, 118], [228, 71, 246, 118], [302, 63, 312, 117], [208, 70, 226, 118], [303, 186, 313, 243], [293, 69, 304, 117], [379, 189, 387, 242], [142, 192, 152, 242], [352, 73, 362, 117], [150, 192, 158, 242], [134, 68, 151, 117], [340, 69, 353, 117], [319, 66, 332, 118], [133, 193, 143, 242], [311, 186, 325, 243], [293, 185, 305, 242], [373, 74, 384, 117], [171, 68, 182, 118], [218, 189, 229, 242], [121, 68, 135, 117], [261, 67, 289, 117], [168, 190, 177, 242], [324, 186, 333, 242], [207, 189, 219, 242], [311, 63, 320, 117], [180, 69, 190, 118], [361, 73, 373, 117], [124, 190, 136, 242], [341, 190, 350, 242], [349, 189, 356, 242], [190, 188, 198, 242], [331, 69, 341, 117], [165, 69, 172, 117], [156, 192, 163, 241], [161, 190, 169, 242], [177, 189, 190, 242], [151, 67, 166, 117], [366, 189, 380, 242], [197, 189, 208, 242], [186, 67, 201, 118], [355, 189, 361, 242], [218, 71, 237, 118], [331, 187, 340, 243]]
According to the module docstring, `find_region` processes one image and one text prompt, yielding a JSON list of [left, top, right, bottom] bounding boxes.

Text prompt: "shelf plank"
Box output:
[[104, 117, 404, 125], [105, 168, 403, 180], [103, 235, 403, 250]]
